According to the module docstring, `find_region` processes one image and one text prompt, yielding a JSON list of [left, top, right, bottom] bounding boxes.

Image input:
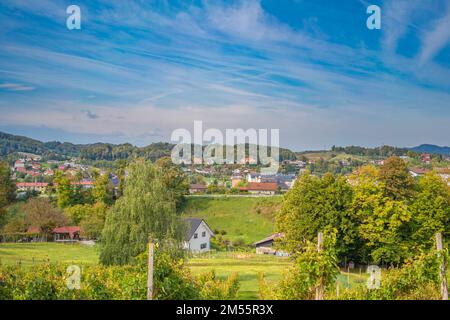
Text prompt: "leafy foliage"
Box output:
[[0, 161, 15, 226], [276, 172, 354, 258], [334, 251, 443, 300], [259, 233, 339, 300], [0, 247, 239, 300], [23, 198, 67, 239], [410, 172, 450, 249], [100, 159, 183, 265], [379, 156, 415, 201]]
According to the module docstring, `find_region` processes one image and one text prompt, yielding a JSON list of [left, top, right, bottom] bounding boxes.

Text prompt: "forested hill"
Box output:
[[0, 131, 173, 161], [0, 131, 297, 162], [409, 144, 450, 156]]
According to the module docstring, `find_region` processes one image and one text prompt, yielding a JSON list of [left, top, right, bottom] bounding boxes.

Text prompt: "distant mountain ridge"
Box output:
[[2, 130, 448, 161], [409, 144, 450, 156]]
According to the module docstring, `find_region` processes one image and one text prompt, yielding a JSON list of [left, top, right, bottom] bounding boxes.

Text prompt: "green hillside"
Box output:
[[182, 196, 282, 245]]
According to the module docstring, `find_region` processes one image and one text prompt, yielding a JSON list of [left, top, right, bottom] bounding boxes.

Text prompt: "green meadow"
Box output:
[[0, 242, 99, 266], [182, 196, 282, 244]]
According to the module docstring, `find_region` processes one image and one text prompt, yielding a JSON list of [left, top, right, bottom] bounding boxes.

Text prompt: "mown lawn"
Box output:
[[0, 243, 99, 266], [182, 196, 282, 244]]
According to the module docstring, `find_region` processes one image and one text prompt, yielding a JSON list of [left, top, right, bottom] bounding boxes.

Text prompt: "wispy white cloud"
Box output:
[[0, 82, 35, 91], [381, 0, 421, 53], [1, 0, 450, 149], [418, 4, 450, 65]]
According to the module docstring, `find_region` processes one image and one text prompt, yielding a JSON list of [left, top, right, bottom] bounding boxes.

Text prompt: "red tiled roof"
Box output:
[[53, 226, 81, 236], [16, 182, 49, 187], [240, 182, 278, 191], [27, 227, 40, 234]]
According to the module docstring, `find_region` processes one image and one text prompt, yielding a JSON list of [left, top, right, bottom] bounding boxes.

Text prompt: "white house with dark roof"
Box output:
[[183, 218, 214, 252]]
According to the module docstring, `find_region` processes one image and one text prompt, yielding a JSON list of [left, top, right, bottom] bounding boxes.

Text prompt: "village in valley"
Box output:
[[2, 0, 450, 302], [2, 132, 450, 299], [2, 132, 450, 254]]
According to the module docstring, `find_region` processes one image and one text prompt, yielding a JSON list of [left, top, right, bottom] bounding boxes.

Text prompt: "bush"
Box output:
[[331, 251, 443, 300], [0, 248, 241, 300], [259, 232, 339, 300], [196, 270, 239, 300]]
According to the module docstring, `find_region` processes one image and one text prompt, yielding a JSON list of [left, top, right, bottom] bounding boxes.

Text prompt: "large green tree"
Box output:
[[54, 171, 74, 208], [80, 202, 108, 240], [92, 171, 114, 205], [410, 172, 450, 249], [155, 157, 188, 211], [351, 165, 412, 265], [100, 159, 183, 265], [379, 156, 415, 201], [276, 172, 355, 259], [24, 198, 68, 240]]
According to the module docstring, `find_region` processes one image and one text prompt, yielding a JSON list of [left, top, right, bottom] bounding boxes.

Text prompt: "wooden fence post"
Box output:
[[336, 280, 340, 298], [436, 232, 448, 300], [315, 232, 324, 300], [147, 242, 154, 300]]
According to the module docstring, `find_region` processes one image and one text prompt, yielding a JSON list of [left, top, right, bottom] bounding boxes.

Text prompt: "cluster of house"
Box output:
[[11, 156, 121, 195], [189, 172, 298, 195], [13, 159, 43, 177], [16, 180, 95, 193], [12, 158, 91, 179]]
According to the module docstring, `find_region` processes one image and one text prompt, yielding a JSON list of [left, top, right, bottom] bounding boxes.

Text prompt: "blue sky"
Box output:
[[0, 0, 449, 150]]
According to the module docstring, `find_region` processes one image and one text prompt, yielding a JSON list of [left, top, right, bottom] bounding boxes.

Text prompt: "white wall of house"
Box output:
[[184, 221, 213, 252], [248, 190, 275, 195]]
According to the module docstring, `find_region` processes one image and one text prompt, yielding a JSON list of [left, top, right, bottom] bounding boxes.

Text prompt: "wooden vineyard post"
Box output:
[[315, 232, 324, 300], [336, 280, 340, 298], [147, 241, 154, 300], [436, 232, 448, 300]]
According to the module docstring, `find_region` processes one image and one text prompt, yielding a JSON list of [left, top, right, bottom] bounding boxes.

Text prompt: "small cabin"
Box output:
[[254, 232, 288, 256], [53, 226, 81, 241]]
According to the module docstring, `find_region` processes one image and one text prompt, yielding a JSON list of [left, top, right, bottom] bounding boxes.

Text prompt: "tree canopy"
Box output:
[[100, 159, 184, 265]]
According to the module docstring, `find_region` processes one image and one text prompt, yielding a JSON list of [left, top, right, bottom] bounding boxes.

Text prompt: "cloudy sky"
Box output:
[[0, 0, 449, 150]]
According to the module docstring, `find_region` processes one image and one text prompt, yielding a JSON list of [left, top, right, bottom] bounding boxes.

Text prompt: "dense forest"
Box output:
[[0, 131, 296, 162]]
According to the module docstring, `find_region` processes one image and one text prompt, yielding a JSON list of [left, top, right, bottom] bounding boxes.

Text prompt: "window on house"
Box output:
[[202, 231, 206, 237], [194, 233, 198, 239], [200, 243, 207, 249]]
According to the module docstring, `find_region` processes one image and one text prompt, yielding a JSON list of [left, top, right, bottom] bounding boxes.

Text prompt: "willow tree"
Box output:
[[100, 159, 183, 265], [0, 161, 16, 226]]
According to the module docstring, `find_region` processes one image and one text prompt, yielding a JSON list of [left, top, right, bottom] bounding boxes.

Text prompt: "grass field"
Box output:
[[0, 243, 99, 266], [182, 196, 281, 244], [297, 151, 370, 163]]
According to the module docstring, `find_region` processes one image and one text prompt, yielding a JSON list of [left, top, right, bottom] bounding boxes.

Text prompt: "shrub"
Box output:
[[331, 251, 443, 300], [259, 232, 340, 300], [0, 248, 241, 300]]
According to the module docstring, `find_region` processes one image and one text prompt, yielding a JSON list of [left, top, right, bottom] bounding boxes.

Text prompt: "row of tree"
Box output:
[[276, 156, 450, 265]]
